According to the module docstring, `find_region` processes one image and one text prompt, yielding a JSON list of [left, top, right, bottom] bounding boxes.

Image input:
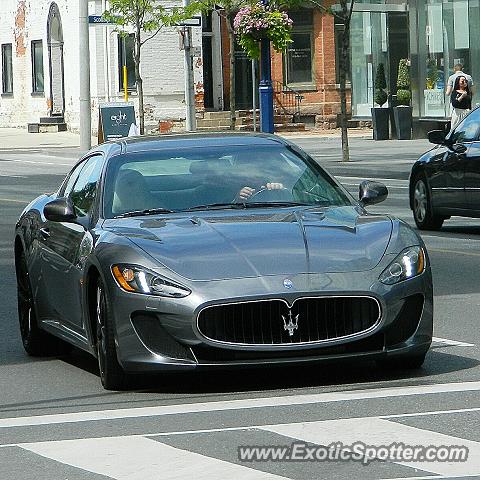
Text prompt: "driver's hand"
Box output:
[[262, 182, 284, 190], [238, 186, 256, 200]]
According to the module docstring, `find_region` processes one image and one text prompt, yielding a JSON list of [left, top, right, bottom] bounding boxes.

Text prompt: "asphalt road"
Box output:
[[1, 136, 480, 480]]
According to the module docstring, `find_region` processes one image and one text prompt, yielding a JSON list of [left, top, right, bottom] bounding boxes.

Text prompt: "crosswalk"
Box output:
[[3, 407, 479, 479], [1, 380, 480, 479]]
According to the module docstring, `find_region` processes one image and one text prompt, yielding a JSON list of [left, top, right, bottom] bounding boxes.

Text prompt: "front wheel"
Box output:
[[96, 278, 128, 390], [412, 175, 445, 230], [16, 251, 70, 356]]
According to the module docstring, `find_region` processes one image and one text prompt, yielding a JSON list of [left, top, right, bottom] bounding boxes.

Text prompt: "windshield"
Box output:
[[103, 144, 351, 218]]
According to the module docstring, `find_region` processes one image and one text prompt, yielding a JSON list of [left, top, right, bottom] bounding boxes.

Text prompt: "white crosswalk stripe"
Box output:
[[20, 436, 289, 480], [261, 418, 480, 477]]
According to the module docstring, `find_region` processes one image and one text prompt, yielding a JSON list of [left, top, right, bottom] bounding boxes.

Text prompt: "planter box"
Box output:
[[393, 106, 413, 140], [371, 107, 390, 140]]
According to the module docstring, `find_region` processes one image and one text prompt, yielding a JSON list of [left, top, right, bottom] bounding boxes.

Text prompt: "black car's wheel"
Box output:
[[16, 251, 69, 356], [96, 278, 128, 390], [376, 352, 427, 370], [412, 175, 444, 230]]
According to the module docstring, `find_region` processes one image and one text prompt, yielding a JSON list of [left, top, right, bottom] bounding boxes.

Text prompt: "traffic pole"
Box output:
[[259, 0, 274, 134], [79, 0, 92, 150]]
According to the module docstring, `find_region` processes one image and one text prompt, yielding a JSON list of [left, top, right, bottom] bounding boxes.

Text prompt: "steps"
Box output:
[[28, 115, 67, 133], [197, 110, 305, 132]]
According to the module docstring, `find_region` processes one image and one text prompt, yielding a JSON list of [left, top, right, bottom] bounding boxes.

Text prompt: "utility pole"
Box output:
[[182, 0, 196, 132], [259, 0, 274, 133], [79, 0, 92, 150]]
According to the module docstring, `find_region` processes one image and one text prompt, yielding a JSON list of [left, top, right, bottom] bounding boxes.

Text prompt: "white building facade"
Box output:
[[0, 0, 203, 133]]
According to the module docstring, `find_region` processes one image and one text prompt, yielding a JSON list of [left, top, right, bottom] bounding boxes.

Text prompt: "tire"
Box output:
[[411, 174, 445, 230], [376, 352, 427, 370], [16, 251, 71, 356], [95, 278, 128, 390]]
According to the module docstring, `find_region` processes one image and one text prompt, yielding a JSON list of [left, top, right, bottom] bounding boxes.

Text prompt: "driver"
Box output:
[[232, 150, 284, 201], [237, 183, 284, 201]]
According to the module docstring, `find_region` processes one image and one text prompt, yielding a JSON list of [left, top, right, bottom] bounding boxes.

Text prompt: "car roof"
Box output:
[[100, 132, 288, 157]]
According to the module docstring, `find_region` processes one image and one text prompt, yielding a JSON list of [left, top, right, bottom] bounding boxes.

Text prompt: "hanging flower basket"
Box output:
[[233, 3, 293, 59]]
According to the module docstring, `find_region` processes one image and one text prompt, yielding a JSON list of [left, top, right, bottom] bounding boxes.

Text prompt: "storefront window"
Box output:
[[283, 10, 314, 88], [420, 0, 471, 118], [350, 11, 388, 117]]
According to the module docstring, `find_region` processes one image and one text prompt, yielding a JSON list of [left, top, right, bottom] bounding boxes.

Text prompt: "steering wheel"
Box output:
[[246, 186, 292, 202]]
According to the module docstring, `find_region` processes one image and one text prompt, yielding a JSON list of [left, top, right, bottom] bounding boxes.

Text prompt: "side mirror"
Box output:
[[359, 180, 388, 206], [428, 130, 447, 145], [44, 197, 76, 222]]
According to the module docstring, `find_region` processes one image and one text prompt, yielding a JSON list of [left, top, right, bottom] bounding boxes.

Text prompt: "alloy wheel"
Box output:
[[414, 179, 427, 223], [17, 258, 33, 344]]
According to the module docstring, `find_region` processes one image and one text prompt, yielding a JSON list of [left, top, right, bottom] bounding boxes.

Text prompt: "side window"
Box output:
[[62, 160, 88, 197], [69, 155, 103, 218], [449, 111, 480, 144]]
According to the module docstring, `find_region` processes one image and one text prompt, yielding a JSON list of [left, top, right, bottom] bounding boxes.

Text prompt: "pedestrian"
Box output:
[[446, 63, 474, 96], [450, 75, 472, 129]]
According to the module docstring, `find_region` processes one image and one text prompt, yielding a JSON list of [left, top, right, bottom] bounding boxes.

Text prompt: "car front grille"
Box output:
[[197, 296, 381, 345]]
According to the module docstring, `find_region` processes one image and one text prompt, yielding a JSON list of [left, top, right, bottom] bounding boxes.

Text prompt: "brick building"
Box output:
[[208, 7, 347, 129]]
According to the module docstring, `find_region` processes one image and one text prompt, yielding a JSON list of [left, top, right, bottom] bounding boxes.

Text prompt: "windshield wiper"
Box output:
[[245, 202, 312, 208], [114, 208, 176, 218], [185, 202, 248, 211]]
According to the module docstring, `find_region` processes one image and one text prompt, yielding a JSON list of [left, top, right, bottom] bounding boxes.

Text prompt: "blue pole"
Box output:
[[259, 3, 274, 133]]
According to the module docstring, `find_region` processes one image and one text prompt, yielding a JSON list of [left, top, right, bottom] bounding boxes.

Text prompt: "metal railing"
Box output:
[[272, 81, 304, 123]]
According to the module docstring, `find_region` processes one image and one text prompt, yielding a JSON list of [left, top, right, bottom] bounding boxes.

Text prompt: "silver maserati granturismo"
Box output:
[[14, 133, 433, 389]]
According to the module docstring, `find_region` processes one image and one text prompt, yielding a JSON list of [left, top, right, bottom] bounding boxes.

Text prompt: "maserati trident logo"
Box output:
[[282, 310, 299, 336]]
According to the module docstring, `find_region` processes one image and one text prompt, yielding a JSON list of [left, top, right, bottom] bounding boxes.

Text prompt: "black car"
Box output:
[[410, 107, 480, 230]]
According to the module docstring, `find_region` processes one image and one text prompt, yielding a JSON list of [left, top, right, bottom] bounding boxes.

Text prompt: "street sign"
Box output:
[[88, 15, 115, 25], [98, 103, 136, 143], [175, 16, 202, 27]]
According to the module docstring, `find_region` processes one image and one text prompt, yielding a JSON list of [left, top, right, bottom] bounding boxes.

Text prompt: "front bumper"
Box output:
[[104, 263, 433, 373]]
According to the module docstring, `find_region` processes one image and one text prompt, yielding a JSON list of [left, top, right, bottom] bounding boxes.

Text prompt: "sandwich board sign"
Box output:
[[98, 102, 137, 143]]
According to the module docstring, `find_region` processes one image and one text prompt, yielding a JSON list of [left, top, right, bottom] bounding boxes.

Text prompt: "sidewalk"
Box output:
[[0, 128, 95, 151], [0, 126, 374, 151]]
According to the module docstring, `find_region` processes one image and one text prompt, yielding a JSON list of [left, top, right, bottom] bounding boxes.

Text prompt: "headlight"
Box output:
[[111, 264, 191, 297], [379, 246, 425, 285]]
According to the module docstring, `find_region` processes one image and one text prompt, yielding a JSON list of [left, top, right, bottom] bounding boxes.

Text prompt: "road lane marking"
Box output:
[[262, 418, 480, 476], [429, 248, 480, 257], [335, 175, 408, 184], [9, 159, 72, 166], [2, 381, 480, 429], [432, 337, 475, 348], [20, 436, 288, 480], [0, 197, 29, 204], [2, 405, 480, 448]]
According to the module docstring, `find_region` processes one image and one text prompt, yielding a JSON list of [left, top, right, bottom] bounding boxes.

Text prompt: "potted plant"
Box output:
[[234, 3, 293, 59], [393, 59, 413, 140], [371, 63, 389, 140]]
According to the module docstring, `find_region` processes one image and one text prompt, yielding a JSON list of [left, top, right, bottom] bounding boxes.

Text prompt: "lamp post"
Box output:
[[79, 0, 91, 150], [259, 0, 274, 133]]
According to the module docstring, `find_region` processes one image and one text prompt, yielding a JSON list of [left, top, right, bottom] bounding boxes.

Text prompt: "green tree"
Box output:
[[396, 58, 411, 105], [104, 0, 182, 134], [374, 63, 387, 106]]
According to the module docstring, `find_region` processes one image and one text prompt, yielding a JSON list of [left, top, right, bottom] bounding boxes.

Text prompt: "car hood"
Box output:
[[103, 206, 393, 281]]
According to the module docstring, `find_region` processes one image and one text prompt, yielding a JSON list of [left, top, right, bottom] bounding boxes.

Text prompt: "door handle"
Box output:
[[40, 227, 51, 239]]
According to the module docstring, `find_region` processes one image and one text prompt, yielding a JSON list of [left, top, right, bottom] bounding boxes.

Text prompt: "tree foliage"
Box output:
[[104, 0, 193, 134], [374, 63, 387, 106], [396, 58, 411, 106]]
